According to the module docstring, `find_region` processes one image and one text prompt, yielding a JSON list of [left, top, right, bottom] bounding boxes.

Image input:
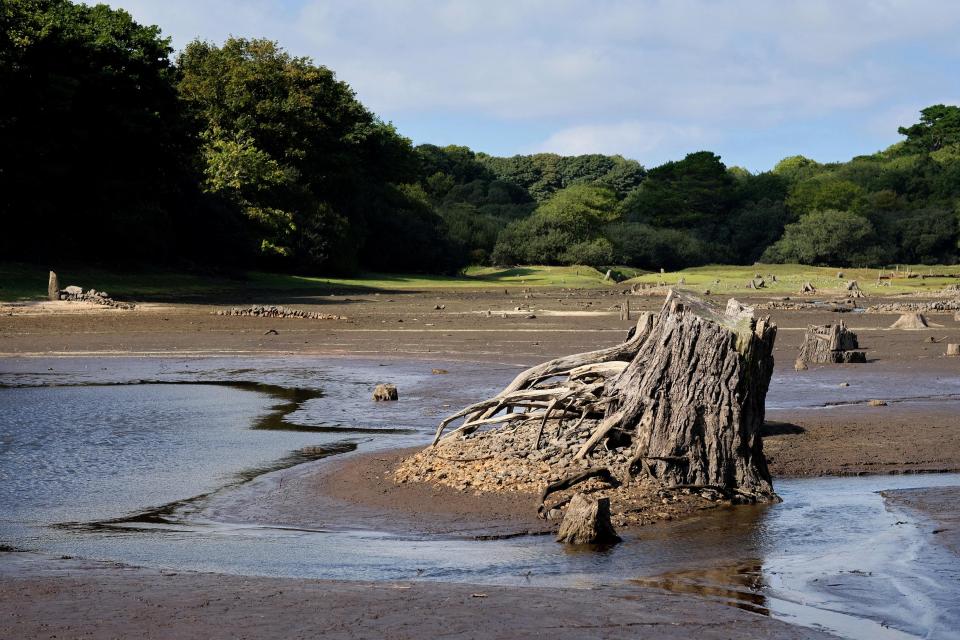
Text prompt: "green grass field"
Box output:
[[0, 263, 629, 301], [623, 264, 960, 296], [2, 261, 958, 302]]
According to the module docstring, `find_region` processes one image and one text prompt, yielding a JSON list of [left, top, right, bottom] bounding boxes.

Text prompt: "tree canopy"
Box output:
[[2, 1, 959, 274]]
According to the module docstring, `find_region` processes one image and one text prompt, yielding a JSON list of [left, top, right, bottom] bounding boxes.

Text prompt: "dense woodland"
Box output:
[[3, 1, 960, 274]]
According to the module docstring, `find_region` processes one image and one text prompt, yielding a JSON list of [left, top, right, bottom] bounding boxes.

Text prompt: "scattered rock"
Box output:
[[373, 384, 398, 401], [56, 284, 134, 309], [215, 305, 345, 320], [555, 494, 621, 545], [869, 399, 888, 407]]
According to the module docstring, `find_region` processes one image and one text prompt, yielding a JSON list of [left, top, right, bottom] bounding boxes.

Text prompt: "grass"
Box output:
[[3, 261, 958, 302], [623, 263, 960, 295], [0, 263, 622, 301]]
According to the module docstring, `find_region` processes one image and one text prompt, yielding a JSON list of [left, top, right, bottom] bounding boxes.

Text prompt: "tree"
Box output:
[[785, 178, 865, 217], [761, 210, 882, 266], [178, 37, 425, 270], [0, 0, 193, 261], [898, 105, 960, 153], [620, 151, 736, 228], [492, 185, 618, 266]]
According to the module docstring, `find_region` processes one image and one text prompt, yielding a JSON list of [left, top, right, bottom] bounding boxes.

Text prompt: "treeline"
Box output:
[[2, 1, 959, 274]]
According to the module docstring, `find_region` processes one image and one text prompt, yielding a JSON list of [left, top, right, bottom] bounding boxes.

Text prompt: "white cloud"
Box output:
[[104, 0, 960, 165], [533, 121, 709, 164]]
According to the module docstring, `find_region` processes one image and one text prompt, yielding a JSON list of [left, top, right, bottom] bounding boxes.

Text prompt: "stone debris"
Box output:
[[56, 284, 134, 309], [394, 409, 740, 528], [215, 305, 345, 320], [867, 300, 960, 313]]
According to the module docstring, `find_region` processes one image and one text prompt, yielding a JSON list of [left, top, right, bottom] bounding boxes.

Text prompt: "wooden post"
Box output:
[[620, 299, 631, 321]]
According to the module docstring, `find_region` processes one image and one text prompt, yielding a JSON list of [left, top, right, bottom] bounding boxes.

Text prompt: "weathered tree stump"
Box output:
[[799, 322, 865, 363], [432, 290, 780, 503], [47, 271, 59, 301], [890, 313, 929, 330], [799, 282, 816, 294], [373, 384, 398, 401], [555, 493, 620, 545], [948, 344, 960, 357]]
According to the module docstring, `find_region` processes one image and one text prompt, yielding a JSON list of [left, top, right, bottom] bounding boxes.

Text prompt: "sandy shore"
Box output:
[[0, 551, 834, 640], [882, 486, 960, 555], [2, 287, 959, 638]]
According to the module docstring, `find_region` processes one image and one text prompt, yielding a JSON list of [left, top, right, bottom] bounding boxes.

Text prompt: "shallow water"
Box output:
[[1, 356, 959, 639]]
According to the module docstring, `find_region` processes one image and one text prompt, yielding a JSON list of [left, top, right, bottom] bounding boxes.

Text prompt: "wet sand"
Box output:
[[2, 287, 959, 638], [0, 552, 833, 640], [883, 486, 960, 555]]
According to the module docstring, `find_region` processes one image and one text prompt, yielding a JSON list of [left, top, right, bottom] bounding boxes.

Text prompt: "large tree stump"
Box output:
[[798, 322, 865, 363], [431, 290, 780, 503], [555, 494, 620, 545]]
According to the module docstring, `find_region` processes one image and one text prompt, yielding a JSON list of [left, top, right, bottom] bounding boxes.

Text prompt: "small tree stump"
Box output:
[[47, 271, 59, 301], [948, 344, 960, 357], [555, 493, 620, 545], [373, 384, 398, 401], [799, 322, 863, 363], [620, 299, 631, 321], [890, 313, 929, 330]]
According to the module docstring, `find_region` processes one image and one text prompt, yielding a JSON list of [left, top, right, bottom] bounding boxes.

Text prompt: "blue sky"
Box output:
[[108, 0, 960, 172]]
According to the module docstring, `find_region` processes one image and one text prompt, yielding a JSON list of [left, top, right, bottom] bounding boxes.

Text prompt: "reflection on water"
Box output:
[[632, 561, 769, 615], [1, 356, 959, 639]]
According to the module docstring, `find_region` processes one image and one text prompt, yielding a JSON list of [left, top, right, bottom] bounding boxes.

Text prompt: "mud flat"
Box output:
[[0, 552, 831, 640], [2, 287, 960, 638]]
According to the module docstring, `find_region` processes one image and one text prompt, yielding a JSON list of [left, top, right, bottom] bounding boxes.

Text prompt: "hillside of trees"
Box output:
[[3, 1, 959, 274]]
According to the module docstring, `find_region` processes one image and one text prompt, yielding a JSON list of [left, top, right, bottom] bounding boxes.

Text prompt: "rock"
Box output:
[[263, 329, 278, 335], [431, 368, 449, 374], [839, 382, 849, 387], [47, 271, 59, 301], [869, 399, 887, 407], [889, 313, 930, 330], [64, 285, 83, 296], [555, 494, 620, 545], [947, 344, 960, 357], [794, 358, 808, 371], [372, 384, 398, 401], [433, 304, 446, 310]]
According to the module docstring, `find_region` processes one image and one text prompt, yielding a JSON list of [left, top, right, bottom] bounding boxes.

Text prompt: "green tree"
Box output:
[[761, 210, 882, 266], [0, 0, 193, 260], [898, 105, 960, 153], [785, 178, 865, 217], [178, 37, 429, 270], [492, 184, 617, 265]]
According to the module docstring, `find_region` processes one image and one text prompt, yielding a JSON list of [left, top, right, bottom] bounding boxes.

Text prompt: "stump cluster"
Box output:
[[396, 290, 781, 533]]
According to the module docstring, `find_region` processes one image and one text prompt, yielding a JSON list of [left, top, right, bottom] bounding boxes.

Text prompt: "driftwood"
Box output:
[[799, 322, 865, 363], [432, 290, 779, 502]]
